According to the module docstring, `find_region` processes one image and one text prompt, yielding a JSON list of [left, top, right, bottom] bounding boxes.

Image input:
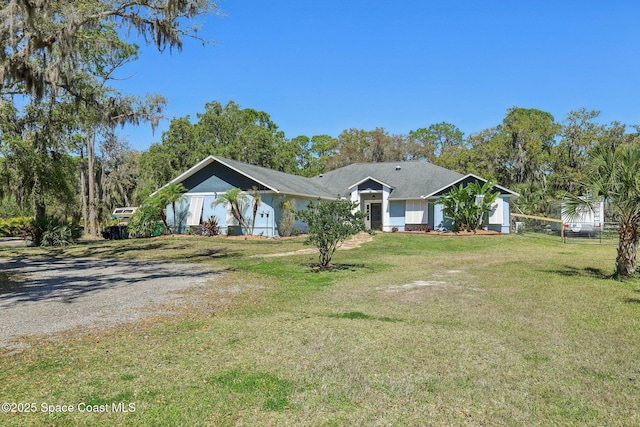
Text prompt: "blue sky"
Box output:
[[113, 1, 640, 151]]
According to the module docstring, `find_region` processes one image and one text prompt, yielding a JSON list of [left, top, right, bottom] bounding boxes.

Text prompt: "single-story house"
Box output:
[[156, 156, 518, 236]]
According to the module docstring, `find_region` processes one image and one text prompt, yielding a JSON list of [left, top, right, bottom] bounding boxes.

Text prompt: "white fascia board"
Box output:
[[150, 155, 281, 197], [347, 176, 393, 190], [150, 156, 217, 197], [463, 173, 520, 197], [421, 173, 519, 199]]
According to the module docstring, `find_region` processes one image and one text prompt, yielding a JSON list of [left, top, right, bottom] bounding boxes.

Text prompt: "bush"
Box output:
[[438, 182, 498, 232], [24, 216, 81, 246], [296, 199, 369, 268], [0, 217, 31, 237], [200, 216, 221, 236], [128, 204, 164, 238], [278, 200, 296, 237]]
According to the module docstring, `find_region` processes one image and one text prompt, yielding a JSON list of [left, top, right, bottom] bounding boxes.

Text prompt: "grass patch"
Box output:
[[328, 311, 401, 322], [207, 370, 293, 412], [1, 233, 640, 425]]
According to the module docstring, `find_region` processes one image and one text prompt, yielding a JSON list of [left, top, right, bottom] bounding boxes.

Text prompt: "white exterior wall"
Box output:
[[382, 186, 391, 232]]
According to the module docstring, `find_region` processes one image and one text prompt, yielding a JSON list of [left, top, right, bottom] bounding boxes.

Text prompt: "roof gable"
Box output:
[[156, 156, 336, 199], [181, 161, 272, 193], [312, 161, 466, 199], [422, 173, 520, 198], [348, 176, 393, 190]]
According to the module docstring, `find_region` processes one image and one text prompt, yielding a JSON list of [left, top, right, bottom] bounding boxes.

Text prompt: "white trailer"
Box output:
[[556, 198, 604, 236]]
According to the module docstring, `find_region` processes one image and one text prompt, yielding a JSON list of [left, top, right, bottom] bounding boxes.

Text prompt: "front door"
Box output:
[[365, 201, 382, 230]]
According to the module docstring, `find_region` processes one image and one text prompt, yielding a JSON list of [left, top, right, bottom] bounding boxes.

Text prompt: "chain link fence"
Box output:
[[510, 214, 618, 245]]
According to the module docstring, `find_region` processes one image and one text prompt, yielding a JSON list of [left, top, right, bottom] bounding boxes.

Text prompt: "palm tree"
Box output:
[[564, 143, 640, 276], [155, 183, 187, 234], [212, 188, 250, 235], [250, 186, 262, 235]]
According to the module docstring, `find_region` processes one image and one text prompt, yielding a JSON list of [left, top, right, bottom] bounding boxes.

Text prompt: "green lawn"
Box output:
[[1, 233, 639, 426]]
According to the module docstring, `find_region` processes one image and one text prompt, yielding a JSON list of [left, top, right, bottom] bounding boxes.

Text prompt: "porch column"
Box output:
[[382, 186, 391, 232], [350, 188, 359, 214]]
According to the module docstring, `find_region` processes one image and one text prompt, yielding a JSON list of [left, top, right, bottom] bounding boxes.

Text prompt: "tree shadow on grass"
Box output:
[[304, 262, 368, 273], [3, 240, 241, 262], [0, 257, 223, 304], [546, 265, 615, 280], [327, 311, 402, 322]]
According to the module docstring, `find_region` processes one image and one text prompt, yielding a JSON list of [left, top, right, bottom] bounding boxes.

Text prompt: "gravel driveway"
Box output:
[[0, 257, 223, 350]]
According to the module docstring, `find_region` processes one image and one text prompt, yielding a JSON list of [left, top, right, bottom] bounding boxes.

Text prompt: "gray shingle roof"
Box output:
[[310, 161, 465, 200], [164, 156, 513, 201], [214, 157, 337, 198]]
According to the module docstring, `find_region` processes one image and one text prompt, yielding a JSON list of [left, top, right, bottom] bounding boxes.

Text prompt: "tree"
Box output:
[[212, 188, 250, 235], [499, 107, 560, 188], [291, 135, 312, 172], [327, 128, 371, 169], [250, 186, 262, 235], [310, 134, 338, 173], [100, 135, 140, 210], [550, 108, 604, 195], [563, 143, 640, 277], [407, 122, 465, 163], [327, 127, 406, 170], [154, 183, 187, 233], [1, 1, 202, 233], [512, 182, 552, 216], [1, 0, 217, 98], [296, 199, 368, 268], [438, 182, 499, 232], [139, 100, 298, 191], [196, 100, 296, 172], [291, 134, 337, 176], [0, 95, 78, 221], [73, 23, 167, 237]]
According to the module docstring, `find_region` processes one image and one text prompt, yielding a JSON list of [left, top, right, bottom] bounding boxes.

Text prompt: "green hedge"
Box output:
[[0, 217, 32, 237]]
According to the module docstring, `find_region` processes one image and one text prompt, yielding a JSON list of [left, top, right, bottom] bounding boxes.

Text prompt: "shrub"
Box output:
[[437, 181, 498, 232], [24, 216, 81, 246], [200, 216, 221, 236], [0, 217, 31, 237], [278, 200, 296, 237], [297, 199, 369, 268], [128, 204, 164, 238]]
